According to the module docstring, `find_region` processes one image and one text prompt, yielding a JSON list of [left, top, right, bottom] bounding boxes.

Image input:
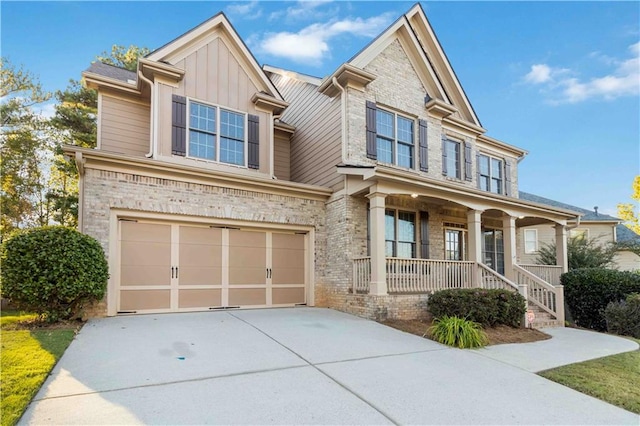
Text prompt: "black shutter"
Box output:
[[420, 211, 430, 259], [419, 119, 428, 172], [366, 101, 377, 160], [248, 114, 259, 169], [172, 95, 187, 156], [464, 141, 473, 181], [504, 160, 512, 196], [441, 136, 448, 175], [476, 154, 482, 189]]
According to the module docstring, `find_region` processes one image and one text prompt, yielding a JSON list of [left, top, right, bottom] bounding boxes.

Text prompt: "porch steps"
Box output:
[[527, 304, 563, 329]]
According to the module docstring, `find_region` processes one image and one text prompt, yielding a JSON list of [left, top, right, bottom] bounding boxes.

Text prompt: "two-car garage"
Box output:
[[114, 217, 310, 315]]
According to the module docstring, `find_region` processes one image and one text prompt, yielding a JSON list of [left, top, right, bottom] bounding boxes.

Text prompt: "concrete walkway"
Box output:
[[20, 308, 639, 425]]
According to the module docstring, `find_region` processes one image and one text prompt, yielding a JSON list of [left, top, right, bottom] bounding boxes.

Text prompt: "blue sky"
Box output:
[[2, 1, 639, 217]]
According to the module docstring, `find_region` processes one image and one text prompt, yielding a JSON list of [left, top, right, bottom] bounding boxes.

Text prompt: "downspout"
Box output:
[[74, 151, 85, 232], [332, 77, 348, 163], [138, 70, 154, 158], [566, 215, 581, 230]]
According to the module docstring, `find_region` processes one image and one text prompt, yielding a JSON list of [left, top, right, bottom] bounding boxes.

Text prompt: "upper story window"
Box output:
[[443, 139, 461, 179], [524, 229, 538, 253], [478, 154, 503, 194], [188, 100, 245, 166], [376, 109, 414, 168]]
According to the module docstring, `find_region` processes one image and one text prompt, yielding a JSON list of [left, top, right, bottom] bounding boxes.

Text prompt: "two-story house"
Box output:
[[66, 4, 578, 325]]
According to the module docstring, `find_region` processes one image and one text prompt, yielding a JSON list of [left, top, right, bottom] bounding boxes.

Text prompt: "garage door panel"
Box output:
[[272, 267, 305, 285], [180, 226, 222, 245], [121, 266, 170, 286], [120, 290, 171, 311], [179, 245, 222, 267], [229, 229, 266, 248], [229, 288, 266, 306], [272, 248, 304, 269], [121, 222, 171, 243], [121, 241, 171, 266], [228, 247, 266, 268], [272, 287, 305, 305], [178, 289, 221, 308], [229, 267, 266, 285], [179, 267, 222, 286], [272, 233, 304, 250]]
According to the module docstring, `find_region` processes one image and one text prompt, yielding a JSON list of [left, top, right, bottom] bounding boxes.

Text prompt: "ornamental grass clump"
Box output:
[[428, 315, 488, 349]]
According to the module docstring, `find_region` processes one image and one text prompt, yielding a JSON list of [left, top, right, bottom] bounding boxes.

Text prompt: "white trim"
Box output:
[[375, 106, 417, 171], [524, 228, 538, 254], [186, 97, 248, 168], [478, 153, 504, 195], [96, 92, 102, 149]]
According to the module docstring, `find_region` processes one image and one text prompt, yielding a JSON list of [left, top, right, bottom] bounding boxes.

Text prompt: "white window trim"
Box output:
[[384, 207, 418, 258], [524, 229, 538, 254], [478, 153, 504, 195], [186, 97, 248, 168], [444, 226, 467, 261], [376, 107, 416, 170], [444, 138, 462, 180]]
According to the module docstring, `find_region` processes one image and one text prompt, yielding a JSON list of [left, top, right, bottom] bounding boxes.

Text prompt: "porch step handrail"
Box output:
[[513, 264, 563, 321], [518, 264, 563, 286], [476, 262, 519, 292]]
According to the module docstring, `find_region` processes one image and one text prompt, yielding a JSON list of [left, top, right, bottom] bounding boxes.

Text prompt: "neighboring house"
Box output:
[[66, 4, 578, 326], [517, 192, 640, 271]]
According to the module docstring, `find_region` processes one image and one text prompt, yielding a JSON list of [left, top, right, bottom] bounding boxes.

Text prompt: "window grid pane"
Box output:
[[446, 141, 460, 178], [377, 137, 393, 164], [396, 117, 413, 144], [219, 109, 245, 166], [480, 154, 503, 194], [189, 131, 215, 160], [376, 110, 394, 138], [397, 142, 413, 168]]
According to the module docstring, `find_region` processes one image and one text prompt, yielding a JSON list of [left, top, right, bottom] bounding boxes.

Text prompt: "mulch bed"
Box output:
[[381, 318, 551, 346]]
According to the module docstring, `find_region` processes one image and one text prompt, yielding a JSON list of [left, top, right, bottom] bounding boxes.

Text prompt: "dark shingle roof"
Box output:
[[617, 224, 640, 244], [85, 62, 137, 84], [518, 191, 619, 221]]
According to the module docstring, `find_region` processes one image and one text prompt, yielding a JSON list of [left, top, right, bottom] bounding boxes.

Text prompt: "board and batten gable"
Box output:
[[98, 91, 150, 156], [268, 71, 343, 190], [155, 34, 273, 175]]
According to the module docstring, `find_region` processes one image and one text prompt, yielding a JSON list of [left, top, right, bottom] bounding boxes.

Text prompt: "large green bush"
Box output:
[[0, 226, 109, 322], [562, 268, 640, 331], [427, 288, 526, 327], [604, 293, 640, 338]]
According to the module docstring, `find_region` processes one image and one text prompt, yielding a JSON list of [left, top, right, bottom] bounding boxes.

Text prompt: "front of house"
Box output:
[[66, 4, 577, 326]]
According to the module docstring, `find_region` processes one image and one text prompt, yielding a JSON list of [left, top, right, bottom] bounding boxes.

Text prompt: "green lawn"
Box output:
[[539, 338, 640, 414], [0, 310, 78, 426]]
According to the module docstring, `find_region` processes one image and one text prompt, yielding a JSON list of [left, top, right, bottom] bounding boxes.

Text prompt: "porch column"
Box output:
[[555, 224, 568, 273], [467, 210, 483, 287], [367, 192, 388, 295], [502, 215, 517, 282]]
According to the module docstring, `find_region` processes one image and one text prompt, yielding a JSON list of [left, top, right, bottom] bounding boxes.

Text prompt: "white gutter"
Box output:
[[332, 77, 348, 162], [138, 70, 155, 158]]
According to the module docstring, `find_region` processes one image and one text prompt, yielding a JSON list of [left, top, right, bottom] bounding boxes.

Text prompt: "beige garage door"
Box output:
[[117, 220, 306, 314]]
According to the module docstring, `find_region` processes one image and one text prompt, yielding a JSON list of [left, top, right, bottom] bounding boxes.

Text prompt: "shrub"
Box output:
[[604, 293, 640, 338], [561, 268, 640, 331], [536, 235, 617, 270], [0, 226, 109, 322], [427, 288, 525, 327], [428, 316, 488, 348]]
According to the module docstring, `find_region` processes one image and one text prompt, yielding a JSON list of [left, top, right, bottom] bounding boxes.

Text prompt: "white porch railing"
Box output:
[[519, 264, 563, 286], [477, 262, 520, 292], [386, 258, 476, 293], [352, 257, 371, 293], [514, 264, 564, 321]]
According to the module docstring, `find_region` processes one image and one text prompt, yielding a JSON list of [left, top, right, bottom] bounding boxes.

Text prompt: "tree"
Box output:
[[617, 175, 640, 235], [96, 45, 150, 71], [47, 45, 149, 227], [0, 58, 52, 238], [536, 235, 617, 270]]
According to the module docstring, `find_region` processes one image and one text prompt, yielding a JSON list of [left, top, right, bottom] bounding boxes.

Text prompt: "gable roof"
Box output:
[[343, 3, 481, 127], [518, 191, 620, 222], [146, 12, 284, 101], [85, 62, 137, 84]]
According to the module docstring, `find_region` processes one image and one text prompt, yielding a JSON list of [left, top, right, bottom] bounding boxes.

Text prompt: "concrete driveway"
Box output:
[[20, 308, 639, 425]]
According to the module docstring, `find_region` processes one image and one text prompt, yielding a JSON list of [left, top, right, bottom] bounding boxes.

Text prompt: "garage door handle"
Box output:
[[266, 268, 272, 279], [176, 267, 179, 279], [171, 267, 174, 278]]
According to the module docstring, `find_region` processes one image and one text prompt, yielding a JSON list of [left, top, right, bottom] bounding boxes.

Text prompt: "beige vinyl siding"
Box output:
[[156, 36, 272, 174], [100, 95, 150, 156], [614, 251, 640, 271], [274, 132, 291, 181], [270, 73, 342, 189]]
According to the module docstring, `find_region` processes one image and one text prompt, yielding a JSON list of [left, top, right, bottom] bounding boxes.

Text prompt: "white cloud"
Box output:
[[269, 0, 335, 22], [524, 64, 552, 83], [524, 42, 640, 103], [35, 102, 56, 120], [226, 1, 262, 20], [257, 13, 395, 63]]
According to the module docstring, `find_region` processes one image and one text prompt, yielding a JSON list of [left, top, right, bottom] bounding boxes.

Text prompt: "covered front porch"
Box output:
[[340, 166, 577, 326]]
